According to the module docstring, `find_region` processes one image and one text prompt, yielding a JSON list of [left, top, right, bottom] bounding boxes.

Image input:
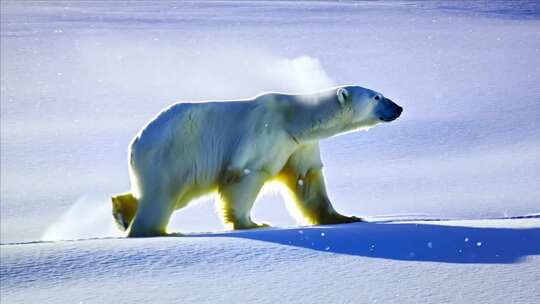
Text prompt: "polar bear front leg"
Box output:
[[218, 169, 269, 230], [279, 144, 363, 225], [291, 167, 362, 225]]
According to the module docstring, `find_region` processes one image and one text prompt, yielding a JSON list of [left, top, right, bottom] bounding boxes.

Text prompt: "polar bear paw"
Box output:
[[232, 221, 271, 230], [319, 214, 363, 225]]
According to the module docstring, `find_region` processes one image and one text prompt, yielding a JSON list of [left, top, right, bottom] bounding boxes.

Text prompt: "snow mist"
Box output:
[[41, 48, 335, 241]]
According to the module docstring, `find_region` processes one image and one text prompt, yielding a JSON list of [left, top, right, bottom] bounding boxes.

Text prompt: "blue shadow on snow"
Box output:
[[192, 221, 540, 264]]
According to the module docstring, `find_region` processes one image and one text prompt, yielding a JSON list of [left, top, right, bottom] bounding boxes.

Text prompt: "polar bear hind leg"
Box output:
[[111, 192, 139, 231], [126, 187, 179, 237], [218, 169, 270, 230]]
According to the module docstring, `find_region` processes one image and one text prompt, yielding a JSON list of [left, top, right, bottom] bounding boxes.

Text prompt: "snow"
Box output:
[[1, 0, 540, 303], [2, 219, 540, 303]]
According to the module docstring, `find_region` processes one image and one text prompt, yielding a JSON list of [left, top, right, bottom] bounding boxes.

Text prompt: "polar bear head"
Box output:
[[336, 85, 403, 128], [286, 85, 403, 142]]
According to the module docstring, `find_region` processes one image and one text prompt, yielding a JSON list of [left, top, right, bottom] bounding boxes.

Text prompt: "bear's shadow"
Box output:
[[189, 221, 540, 264]]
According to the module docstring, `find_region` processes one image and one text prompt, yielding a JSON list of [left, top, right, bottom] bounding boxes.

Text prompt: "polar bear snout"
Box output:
[[377, 97, 403, 122]]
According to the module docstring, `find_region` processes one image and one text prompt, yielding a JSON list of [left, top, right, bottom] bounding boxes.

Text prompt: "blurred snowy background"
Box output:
[[1, 0, 539, 243]]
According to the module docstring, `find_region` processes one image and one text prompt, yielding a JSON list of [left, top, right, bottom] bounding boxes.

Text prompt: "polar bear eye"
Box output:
[[374, 95, 381, 101]]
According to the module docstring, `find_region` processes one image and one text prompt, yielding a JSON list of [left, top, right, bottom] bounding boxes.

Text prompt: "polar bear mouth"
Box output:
[[379, 116, 399, 122]]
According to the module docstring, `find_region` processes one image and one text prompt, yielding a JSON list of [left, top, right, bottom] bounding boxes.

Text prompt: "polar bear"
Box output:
[[112, 85, 403, 237]]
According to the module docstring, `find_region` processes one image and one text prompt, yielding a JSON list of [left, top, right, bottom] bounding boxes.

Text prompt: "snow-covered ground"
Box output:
[[2, 0, 540, 242], [1, 1, 540, 303], [2, 218, 540, 303]]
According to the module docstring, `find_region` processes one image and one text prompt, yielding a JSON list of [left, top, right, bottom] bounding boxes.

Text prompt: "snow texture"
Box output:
[[1, 1, 540, 303], [2, 219, 540, 303]]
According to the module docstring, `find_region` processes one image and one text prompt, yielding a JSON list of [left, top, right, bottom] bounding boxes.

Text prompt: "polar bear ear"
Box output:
[[337, 87, 349, 105]]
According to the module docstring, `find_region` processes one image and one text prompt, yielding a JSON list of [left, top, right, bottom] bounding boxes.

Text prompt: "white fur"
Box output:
[[124, 85, 399, 236]]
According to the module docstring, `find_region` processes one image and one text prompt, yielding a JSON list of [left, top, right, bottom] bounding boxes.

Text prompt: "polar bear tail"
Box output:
[[111, 192, 139, 231]]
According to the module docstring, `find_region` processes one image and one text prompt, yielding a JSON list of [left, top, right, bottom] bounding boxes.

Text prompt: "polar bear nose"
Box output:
[[385, 98, 403, 115], [396, 105, 403, 115], [378, 98, 403, 122], [393, 104, 403, 119]]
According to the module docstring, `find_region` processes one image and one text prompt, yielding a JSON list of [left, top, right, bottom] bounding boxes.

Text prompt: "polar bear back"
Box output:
[[129, 99, 290, 190]]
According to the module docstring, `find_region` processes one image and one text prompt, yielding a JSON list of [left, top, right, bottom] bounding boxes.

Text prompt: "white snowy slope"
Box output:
[[2, 218, 540, 304]]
